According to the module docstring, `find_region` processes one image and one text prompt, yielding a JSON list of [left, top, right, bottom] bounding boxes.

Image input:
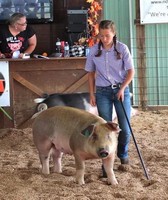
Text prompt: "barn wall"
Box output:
[[103, 0, 168, 107]]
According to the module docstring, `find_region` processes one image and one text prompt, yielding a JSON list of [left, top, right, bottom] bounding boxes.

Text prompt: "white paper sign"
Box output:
[[140, 0, 168, 24], [0, 61, 10, 107]]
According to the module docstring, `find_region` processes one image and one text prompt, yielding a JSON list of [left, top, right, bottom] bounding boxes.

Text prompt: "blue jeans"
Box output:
[[96, 85, 131, 159]]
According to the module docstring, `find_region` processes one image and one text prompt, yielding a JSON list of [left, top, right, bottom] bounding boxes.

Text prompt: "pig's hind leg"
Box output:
[[37, 141, 53, 175], [51, 147, 63, 173]]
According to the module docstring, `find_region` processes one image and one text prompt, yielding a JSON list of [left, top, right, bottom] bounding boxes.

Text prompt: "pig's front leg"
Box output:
[[74, 154, 85, 185], [103, 155, 118, 185], [52, 148, 63, 173]]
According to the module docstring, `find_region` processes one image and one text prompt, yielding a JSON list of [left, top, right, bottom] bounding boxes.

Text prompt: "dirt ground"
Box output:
[[0, 109, 168, 200]]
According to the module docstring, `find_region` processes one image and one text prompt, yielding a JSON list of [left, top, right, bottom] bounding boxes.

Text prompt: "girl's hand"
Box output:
[[0, 52, 5, 58], [19, 53, 24, 58], [117, 88, 125, 101], [90, 94, 96, 106]]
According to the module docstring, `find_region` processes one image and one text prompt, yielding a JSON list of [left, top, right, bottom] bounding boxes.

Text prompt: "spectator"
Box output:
[[0, 12, 37, 58]]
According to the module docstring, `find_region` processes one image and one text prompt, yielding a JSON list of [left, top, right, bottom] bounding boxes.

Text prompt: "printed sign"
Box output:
[[0, 61, 10, 107], [140, 0, 168, 24]]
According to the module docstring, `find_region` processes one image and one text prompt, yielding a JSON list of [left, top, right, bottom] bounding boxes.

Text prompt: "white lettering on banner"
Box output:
[[0, 61, 10, 107], [140, 0, 168, 24]]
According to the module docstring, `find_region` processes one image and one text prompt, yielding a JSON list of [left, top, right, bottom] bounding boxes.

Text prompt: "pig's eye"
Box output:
[[107, 134, 112, 140], [92, 133, 98, 141]]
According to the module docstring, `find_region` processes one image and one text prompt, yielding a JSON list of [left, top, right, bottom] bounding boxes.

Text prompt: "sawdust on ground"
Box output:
[[0, 110, 168, 200]]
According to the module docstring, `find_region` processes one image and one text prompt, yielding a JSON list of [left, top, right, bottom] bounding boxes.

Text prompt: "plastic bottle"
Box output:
[[60, 41, 65, 57], [56, 38, 61, 53], [85, 45, 90, 57], [64, 42, 70, 57]]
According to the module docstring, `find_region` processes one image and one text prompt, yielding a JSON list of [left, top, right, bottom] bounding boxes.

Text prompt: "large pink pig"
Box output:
[[32, 106, 120, 185]]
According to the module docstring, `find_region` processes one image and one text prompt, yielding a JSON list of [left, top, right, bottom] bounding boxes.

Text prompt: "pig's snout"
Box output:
[[98, 148, 109, 158]]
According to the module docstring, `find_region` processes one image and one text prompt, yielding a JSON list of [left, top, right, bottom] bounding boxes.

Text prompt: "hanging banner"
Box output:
[[140, 0, 168, 24], [0, 61, 10, 107]]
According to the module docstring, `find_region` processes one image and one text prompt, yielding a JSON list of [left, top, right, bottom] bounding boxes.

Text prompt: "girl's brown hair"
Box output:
[[95, 20, 121, 59]]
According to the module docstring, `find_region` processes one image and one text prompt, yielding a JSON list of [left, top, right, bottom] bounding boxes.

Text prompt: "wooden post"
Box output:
[[135, 0, 147, 110], [99, 0, 103, 21]]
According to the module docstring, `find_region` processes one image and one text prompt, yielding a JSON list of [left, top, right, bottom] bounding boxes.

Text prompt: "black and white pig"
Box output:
[[35, 93, 91, 111], [34, 92, 137, 120], [32, 106, 121, 185], [34, 93, 117, 120]]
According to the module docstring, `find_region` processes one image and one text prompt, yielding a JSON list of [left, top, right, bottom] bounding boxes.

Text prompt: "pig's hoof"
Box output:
[[53, 169, 62, 173], [108, 179, 118, 185], [76, 182, 85, 186], [40, 167, 50, 174], [78, 182, 85, 185], [53, 165, 62, 173], [53, 166, 62, 173], [41, 171, 50, 175], [76, 179, 85, 185]]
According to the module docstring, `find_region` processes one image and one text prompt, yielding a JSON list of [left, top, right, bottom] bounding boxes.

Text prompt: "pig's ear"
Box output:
[[81, 124, 95, 137], [106, 122, 121, 132]]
